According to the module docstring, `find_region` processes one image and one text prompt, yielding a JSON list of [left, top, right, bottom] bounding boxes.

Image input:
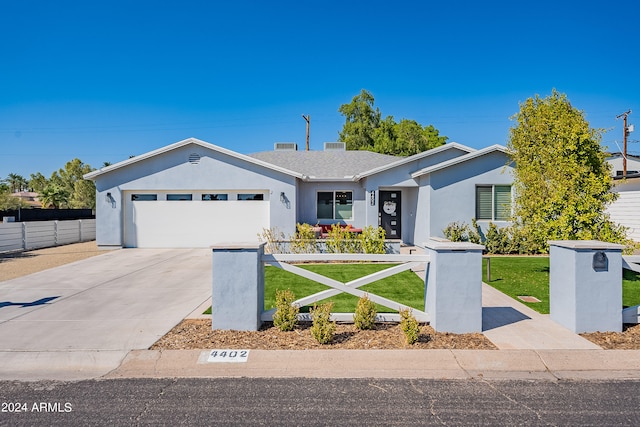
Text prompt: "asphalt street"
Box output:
[[1, 378, 639, 426]]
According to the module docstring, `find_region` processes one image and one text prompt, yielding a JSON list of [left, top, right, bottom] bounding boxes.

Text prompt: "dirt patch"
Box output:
[[581, 324, 640, 349], [0, 241, 104, 281], [151, 319, 497, 350]]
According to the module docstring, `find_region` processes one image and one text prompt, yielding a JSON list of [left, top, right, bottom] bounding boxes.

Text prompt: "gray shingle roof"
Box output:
[[247, 150, 402, 179]]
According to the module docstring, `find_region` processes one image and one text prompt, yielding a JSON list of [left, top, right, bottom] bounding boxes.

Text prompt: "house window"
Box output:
[[131, 194, 157, 201], [476, 185, 511, 221], [237, 193, 264, 201], [317, 191, 353, 220], [202, 194, 228, 201], [167, 194, 193, 201]]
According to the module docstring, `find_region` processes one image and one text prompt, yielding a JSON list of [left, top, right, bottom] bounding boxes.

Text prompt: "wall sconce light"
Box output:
[[280, 192, 286, 203], [106, 192, 116, 208]]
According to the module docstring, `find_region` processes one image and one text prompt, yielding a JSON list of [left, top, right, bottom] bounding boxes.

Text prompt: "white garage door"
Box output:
[[124, 191, 270, 248]]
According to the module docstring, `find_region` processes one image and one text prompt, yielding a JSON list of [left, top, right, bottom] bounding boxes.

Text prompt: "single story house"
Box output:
[[607, 173, 640, 242], [84, 137, 514, 248], [606, 153, 640, 177]]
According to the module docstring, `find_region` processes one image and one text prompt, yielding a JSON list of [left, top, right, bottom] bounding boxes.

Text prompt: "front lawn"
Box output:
[[483, 257, 640, 314], [265, 263, 425, 313]]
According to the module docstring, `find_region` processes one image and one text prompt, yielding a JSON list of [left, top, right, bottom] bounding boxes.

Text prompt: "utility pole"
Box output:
[[616, 110, 632, 178], [302, 114, 310, 151]]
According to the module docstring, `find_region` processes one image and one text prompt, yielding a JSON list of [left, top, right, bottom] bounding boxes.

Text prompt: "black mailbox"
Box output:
[[592, 251, 608, 272]]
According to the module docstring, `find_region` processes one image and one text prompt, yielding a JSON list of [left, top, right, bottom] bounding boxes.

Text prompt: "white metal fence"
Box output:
[[0, 219, 96, 252]]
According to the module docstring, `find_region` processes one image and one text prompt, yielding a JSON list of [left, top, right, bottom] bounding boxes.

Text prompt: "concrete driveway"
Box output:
[[0, 248, 211, 380]]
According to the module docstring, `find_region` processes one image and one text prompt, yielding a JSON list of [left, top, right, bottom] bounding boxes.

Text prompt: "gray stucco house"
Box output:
[[84, 137, 514, 248]]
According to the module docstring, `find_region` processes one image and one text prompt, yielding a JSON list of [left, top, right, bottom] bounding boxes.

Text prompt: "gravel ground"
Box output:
[[2, 242, 639, 349], [0, 241, 104, 281]]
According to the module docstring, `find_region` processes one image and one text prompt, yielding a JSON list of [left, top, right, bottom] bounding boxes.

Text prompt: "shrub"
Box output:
[[290, 223, 319, 253], [354, 294, 377, 330], [325, 224, 359, 253], [443, 222, 471, 242], [399, 308, 420, 345], [272, 289, 299, 332], [469, 219, 482, 244], [359, 226, 386, 254], [310, 302, 336, 344], [257, 227, 286, 254]]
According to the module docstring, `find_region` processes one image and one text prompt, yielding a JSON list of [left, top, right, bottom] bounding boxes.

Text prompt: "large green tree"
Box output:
[[338, 89, 447, 156], [49, 159, 96, 209], [507, 90, 627, 252], [338, 89, 381, 151], [28, 172, 48, 193]]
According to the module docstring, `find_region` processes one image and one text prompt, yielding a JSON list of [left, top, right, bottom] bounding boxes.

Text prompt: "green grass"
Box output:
[[483, 257, 640, 314], [265, 264, 425, 313], [204, 258, 640, 316]]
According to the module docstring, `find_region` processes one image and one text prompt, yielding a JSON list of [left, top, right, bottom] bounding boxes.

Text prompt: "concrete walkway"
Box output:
[[0, 248, 211, 380], [481, 283, 600, 350]]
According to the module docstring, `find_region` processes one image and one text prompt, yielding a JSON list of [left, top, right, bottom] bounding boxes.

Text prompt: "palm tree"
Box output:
[[5, 173, 27, 193], [39, 185, 70, 209]]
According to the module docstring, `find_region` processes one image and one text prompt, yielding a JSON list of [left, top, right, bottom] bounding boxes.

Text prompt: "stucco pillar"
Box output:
[[549, 240, 624, 333], [424, 238, 484, 333], [211, 243, 265, 331]]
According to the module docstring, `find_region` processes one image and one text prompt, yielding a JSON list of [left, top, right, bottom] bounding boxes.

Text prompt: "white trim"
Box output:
[[353, 142, 475, 181], [84, 137, 304, 180], [411, 144, 510, 178]]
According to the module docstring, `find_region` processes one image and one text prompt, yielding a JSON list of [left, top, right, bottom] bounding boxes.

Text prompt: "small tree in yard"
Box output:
[[399, 308, 420, 345], [508, 89, 628, 253], [310, 302, 336, 344], [354, 294, 377, 330], [273, 289, 299, 332]]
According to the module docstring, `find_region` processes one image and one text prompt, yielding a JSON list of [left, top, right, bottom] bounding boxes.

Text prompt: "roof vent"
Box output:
[[274, 142, 298, 151], [188, 153, 201, 164], [324, 142, 346, 151]]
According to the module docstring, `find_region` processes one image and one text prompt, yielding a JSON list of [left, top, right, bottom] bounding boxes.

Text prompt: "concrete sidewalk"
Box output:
[[107, 349, 640, 381]]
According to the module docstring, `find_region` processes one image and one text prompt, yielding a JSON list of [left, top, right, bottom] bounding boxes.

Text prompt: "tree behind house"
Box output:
[[338, 89, 447, 156]]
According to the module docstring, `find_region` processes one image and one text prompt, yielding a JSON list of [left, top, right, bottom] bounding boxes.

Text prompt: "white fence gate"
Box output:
[[211, 240, 485, 333], [261, 253, 430, 323]]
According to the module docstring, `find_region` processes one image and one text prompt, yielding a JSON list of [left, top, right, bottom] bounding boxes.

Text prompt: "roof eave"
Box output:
[[353, 142, 476, 180], [83, 137, 305, 181], [410, 144, 510, 178]]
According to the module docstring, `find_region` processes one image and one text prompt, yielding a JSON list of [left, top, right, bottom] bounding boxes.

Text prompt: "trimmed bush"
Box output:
[[354, 294, 377, 330], [290, 223, 319, 253], [399, 308, 420, 345], [359, 225, 386, 254], [310, 302, 336, 344], [325, 224, 359, 253], [272, 289, 299, 332]]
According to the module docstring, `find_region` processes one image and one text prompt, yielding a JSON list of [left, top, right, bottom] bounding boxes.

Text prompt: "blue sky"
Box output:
[[1, 1, 639, 178]]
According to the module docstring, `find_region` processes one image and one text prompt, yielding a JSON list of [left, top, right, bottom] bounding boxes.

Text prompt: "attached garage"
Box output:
[[123, 191, 270, 248], [85, 138, 300, 249]]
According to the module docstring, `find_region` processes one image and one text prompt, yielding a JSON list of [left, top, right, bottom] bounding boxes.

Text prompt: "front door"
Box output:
[[379, 190, 401, 239]]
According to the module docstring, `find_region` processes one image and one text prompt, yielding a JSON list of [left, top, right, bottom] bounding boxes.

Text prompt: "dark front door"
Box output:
[[378, 190, 401, 239]]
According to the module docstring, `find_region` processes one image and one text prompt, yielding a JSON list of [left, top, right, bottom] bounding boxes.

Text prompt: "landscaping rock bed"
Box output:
[[151, 319, 497, 350]]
